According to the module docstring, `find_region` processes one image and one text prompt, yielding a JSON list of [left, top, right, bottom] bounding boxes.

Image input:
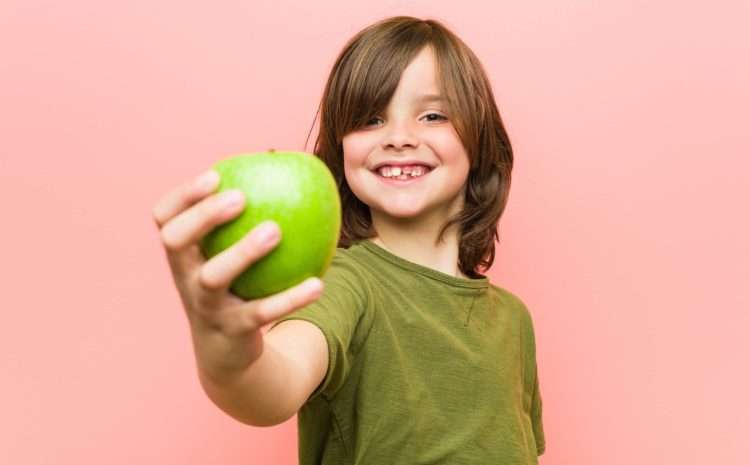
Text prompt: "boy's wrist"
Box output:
[[190, 322, 265, 386]]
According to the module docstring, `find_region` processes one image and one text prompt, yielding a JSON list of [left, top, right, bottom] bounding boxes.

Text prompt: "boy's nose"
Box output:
[[381, 126, 419, 150]]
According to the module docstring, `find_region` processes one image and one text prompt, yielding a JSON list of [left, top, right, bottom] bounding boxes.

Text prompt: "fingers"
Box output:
[[250, 277, 324, 325], [152, 169, 246, 280], [207, 277, 323, 337], [198, 221, 282, 292], [159, 189, 245, 252], [151, 169, 325, 339], [152, 170, 220, 229]]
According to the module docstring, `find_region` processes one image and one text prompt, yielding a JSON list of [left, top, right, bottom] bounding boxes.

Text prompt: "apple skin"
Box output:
[[199, 150, 341, 300]]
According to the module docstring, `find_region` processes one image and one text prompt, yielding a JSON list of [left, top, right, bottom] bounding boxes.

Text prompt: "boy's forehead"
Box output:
[[395, 47, 441, 91], [383, 89, 444, 108]]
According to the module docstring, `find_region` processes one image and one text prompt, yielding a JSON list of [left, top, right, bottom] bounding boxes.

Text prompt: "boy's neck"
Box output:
[[367, 183, 470, 279], [369, 210, 467, 279]]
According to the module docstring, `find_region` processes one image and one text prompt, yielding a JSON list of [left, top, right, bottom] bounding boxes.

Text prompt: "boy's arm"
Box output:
[[197, 319, 328, 427]]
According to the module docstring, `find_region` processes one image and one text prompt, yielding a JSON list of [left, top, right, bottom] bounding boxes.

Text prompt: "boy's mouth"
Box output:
[[371, 164, 434, 181], [371, 165, 434, 184]]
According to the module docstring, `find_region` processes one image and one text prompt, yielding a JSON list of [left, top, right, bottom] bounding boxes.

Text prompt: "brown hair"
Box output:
[[305, 16, 514, 279]]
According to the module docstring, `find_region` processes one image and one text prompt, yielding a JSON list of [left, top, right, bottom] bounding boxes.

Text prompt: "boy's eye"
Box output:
[[423, 113, 447, 122], [364, 113, 447, 127]]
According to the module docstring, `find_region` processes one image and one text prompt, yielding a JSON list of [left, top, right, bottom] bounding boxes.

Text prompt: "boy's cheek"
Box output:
[[343, 133, 378, 162]]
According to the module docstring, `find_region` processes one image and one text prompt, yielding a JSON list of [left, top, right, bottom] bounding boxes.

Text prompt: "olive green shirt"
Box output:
[[270, 239, 545, 464]]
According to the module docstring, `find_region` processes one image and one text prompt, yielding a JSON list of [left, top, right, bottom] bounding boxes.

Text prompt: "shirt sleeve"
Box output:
[[513, 291, 546, 456], [530, 364, 546, 455], [525, 305, 546, 456], [269, 250, 371, 402]]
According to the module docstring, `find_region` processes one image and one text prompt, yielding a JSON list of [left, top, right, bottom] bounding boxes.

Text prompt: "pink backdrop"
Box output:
[[1, 1, 748, 464]]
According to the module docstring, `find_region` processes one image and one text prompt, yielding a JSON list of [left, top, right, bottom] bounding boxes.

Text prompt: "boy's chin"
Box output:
[[371, 204, 427, 221]]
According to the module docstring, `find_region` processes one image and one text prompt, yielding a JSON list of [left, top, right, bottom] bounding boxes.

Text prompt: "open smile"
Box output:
[[371, 167, 434, 186]]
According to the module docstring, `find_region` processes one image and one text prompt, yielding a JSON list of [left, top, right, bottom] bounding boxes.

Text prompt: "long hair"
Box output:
[[304, 16, 514, 279]]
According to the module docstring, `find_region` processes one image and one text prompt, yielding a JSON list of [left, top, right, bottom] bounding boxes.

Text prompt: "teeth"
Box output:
[[377, 165, 429, 178]]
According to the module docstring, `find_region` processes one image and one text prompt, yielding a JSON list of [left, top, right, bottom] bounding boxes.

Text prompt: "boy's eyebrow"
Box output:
[[415, 93, 444, 103]]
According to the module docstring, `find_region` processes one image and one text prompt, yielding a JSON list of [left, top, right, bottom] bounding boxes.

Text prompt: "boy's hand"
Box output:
[[151, 169, 323, 345]]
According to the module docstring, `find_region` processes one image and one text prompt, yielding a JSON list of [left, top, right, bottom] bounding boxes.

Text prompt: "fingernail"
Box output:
[[255, 222, 279, 244], [196, 170, 219, 190], [220, 190, 244, 208], [305, 277, 322, 293]]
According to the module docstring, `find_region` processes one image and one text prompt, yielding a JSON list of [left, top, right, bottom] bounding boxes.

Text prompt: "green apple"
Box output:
[[199, 150, 341, 300]]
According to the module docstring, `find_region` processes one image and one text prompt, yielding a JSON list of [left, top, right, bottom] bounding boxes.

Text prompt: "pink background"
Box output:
[[1, 1, 748, 464]]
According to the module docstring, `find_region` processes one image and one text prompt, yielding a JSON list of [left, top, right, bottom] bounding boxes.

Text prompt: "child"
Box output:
[[153, 15, 545, 465]]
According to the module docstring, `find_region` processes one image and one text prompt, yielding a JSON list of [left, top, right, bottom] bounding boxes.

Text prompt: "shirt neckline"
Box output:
[[357, 239, 489, 290]]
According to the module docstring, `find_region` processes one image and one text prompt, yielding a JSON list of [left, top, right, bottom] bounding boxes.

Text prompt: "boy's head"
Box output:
[[309, 16, 513, 278], [341, 44, 471, 244]]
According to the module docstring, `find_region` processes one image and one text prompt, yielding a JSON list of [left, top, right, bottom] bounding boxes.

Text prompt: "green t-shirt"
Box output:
[[270, 239, 545, 464]]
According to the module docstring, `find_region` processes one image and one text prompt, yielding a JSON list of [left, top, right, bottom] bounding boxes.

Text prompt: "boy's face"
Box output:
[[342, 45, 470, 224]]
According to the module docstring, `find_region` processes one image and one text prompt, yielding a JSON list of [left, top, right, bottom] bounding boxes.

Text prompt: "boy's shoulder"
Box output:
[[487, 283, 535, 322], [328, 245, 367, 273], [328, 243, 378, 279], [320, 245, 372, 296], [331, 243, 364, 262], [487, 282, 527, 307]]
